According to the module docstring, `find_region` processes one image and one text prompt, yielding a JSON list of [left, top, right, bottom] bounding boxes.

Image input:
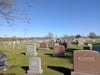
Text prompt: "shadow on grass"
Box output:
[[21, 52, 26, 56], [45, 53, 73, 64], [65, 48, 79, 64], [0, 73, 16, 75], [45, 53, 72, 58], [21, 66, 29, 73], [45, 48, 76, 64], [48, 47, 53, 49], [45, 53, 68, 58], [66, 48, 79, 53], [48, 66, 73, 75], [45, 53, 53, 57]]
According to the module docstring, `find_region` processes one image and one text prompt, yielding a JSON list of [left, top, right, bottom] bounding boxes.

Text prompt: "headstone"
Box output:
[[88, 44, 93, 49], [39, 43, 48, 50], [93, 39, 95, 42], [53, 45, 65, 56], [71, 50, 100, 75], [0, 53, 9, 71], [83, 45, 90, 50], [50, 40, 55, 46], [27, 57, 43, 74], [93, 46, 100, 52], [95, 39, 100, 43], [78, 38, 85, 46], [26, 43, 37, 56], [15, 41, 20, 49], [8, 41, 12, 46]]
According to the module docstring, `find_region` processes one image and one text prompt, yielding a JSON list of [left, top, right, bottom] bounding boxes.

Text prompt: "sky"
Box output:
[[0, 0, 100, 37]]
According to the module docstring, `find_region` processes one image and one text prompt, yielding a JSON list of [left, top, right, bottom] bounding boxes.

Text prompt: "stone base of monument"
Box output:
[[26, 52, 37, 56], [71, 72, 100, 75], [0, 65, 9, 71], [27, 69, 43, 75], [39, 48, 48, 50]]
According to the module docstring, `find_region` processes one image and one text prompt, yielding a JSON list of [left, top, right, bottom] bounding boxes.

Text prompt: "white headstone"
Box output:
[[26, 43, 37, 56], [27, 57, 43, 74], [12, 41, 16, 49], [88, 44, 93, 49], [78, 38, 84, 46]]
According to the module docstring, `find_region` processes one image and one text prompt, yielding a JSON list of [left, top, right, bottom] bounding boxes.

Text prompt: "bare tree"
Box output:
[[0, 0, 33, 26], [88, 32, 97, 38], [45, 32, 54, 39], [75, 34, 81, 38]]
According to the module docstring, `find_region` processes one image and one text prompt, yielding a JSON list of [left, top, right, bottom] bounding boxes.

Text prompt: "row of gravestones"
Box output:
[[26, 42, 100, 75], [26, 42, 48, 56], [0, 41, 20, 49], [26, 42, 66, 57], [72, 50, 100, 75], [1, 42, 99, 74]]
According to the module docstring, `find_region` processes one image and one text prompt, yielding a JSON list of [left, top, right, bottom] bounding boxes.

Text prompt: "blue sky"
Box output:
[[0, 0, 100, 37]]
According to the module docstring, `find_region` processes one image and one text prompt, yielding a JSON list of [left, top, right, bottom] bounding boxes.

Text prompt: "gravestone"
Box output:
[[71, 50, 100, 75], [8, 41, 12, 46], [53, 45, 65, 56], [83, 45, 90, 50], [12, 41, 16, 49], [27, 57, 43, 74], [39, 43, 48, 50], [93, 46, 100, 52], [88, 44, 93, 49], [0, 53, 9, 71], [50, 40, 55, 47], [15, 41, 20, 49], [26, 43, 37, 56], [78, 38, 85, 46]]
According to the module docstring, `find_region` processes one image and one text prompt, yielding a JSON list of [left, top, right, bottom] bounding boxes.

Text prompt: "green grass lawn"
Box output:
[[0, 43, 80, 75]]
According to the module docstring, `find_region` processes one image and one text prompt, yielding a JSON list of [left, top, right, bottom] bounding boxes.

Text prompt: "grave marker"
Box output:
[[39, 43, 48, 50], [71, 50, 100, 75], [26, 43, 37, 56], [27, 57, 43, 74], [53, 45, 65, 56], [93, 46, 100, 52], [0, 53, 9, 71]]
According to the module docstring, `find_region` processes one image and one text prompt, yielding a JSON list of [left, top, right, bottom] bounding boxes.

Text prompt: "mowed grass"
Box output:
[[0, 43, 80, 75]]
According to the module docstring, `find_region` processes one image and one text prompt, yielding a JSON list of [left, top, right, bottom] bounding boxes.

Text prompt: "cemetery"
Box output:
[[0, 38, 100, 75], [0, 0, 100, 75]]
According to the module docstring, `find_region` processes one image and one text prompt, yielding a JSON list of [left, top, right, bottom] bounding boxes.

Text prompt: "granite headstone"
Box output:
[[93, 46, 100, 52], [71, 50, 100, 75], [0, 53, 9, 71], [53, 45, 65, 56], [39, 43, 48, 50]]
